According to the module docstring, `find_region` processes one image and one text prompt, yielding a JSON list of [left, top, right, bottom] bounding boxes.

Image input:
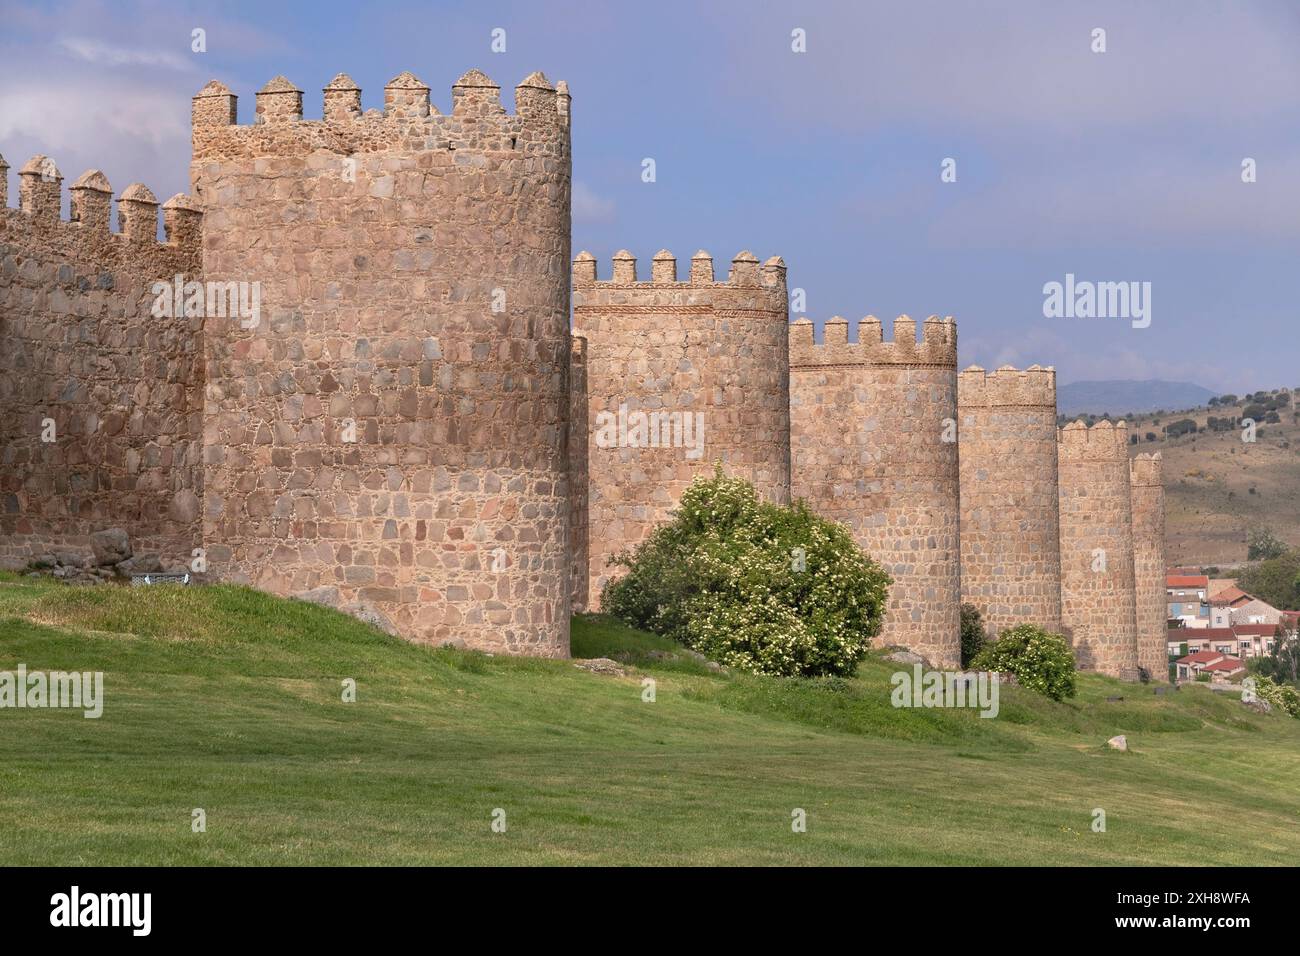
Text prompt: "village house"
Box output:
[[1231, 623, 1283, 659], [1167, 571, 1210, 628], [1168, 626, 1238, 657], [1174, 650, 1247, 682], [1208, 585, 1250, 627]]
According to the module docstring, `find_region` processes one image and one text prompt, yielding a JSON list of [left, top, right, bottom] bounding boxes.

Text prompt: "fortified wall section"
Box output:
[[191, 70, 573, 655], [0, 152, 204, 569], [789, 315, 961, 668], [568, 334, 588, 612], [571, 249, 790, 608], [1130, 453, 1167, 681], [1057, 420, 1139, 680], [957, 365, 1062, 636]]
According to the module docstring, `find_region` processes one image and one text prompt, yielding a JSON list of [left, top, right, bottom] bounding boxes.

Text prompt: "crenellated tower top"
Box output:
[[788, 315, 957, 368], [1057, 419, 1131, 461], [191, 68, 570, 163], [572, 249, 786, 290], [958, 364, 1056, 408]]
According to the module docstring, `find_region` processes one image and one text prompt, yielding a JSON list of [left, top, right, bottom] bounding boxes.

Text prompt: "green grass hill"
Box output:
[[1, 573, 1297, 865]]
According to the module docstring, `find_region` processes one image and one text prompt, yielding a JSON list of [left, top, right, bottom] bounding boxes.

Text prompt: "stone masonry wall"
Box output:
[[0, 152, 204, 569], [190, 69, 572, 656], [572, 249, 790, 608], [1130, 452, 1167, 681], [568, 334, 588, 612], [789, 315, 960, 668], [1057, 420, 1139, 680], [957, 365, 1062, 636]]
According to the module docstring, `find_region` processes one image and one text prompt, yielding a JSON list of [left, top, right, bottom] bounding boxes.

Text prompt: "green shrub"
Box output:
[[971, 623, 1077, 701], [601, 468, 890, 677], [960, 603, 986, 668], [1249, 674, 1300, 718]]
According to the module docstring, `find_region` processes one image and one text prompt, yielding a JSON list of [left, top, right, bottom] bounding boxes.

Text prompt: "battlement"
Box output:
[[0, 152, 202, 255], [1057, 419, 1131, 461], [788, 315, 957, 368], [191, 69, 569, 161], [958, 364, 1056, 408], [1130, 452, 1163, 487], [571, 249, 787, 289]]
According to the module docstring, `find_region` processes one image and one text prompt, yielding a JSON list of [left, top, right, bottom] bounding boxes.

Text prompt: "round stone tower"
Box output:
[[1130, 452, 1167, 681], [789, 315, 961, 668], [1057, 420, 1139, 679], [957, 364, 1062, 637], [571, 249, 790, 608], [190, 70, 573, 656]]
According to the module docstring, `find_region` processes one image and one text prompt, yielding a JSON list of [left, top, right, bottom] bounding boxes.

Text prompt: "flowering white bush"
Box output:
[[971, 623, 1076, 701], [601, 468, 890, 677], [1250, 673, 1300, 718]]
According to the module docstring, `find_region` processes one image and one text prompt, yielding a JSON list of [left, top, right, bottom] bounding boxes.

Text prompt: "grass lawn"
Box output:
[[1, 571, 1297, 865]]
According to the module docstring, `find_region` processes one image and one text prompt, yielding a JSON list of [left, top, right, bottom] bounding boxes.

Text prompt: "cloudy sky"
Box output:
[[2, 0, 1298, 392]]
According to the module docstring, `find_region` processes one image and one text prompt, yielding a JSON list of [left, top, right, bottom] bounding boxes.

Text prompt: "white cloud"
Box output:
[[56, 36, 193, 71], [962, 324, 1237, 392], [573, 181, 616, 225], [0, 78, 188, 153], [928, 154, 1300, 248]]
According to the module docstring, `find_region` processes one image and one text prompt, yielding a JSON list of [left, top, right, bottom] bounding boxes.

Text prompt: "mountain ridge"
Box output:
[[1059, 379, 1217, 417]]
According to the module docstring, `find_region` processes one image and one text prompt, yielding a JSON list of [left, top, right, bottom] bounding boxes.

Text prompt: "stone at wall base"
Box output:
[[344, 601, 398, 637], [116, 553, 163, 576], [573, 658, 626, 677], [884, 649, 930, 667], [90, 528, 132, 567], [295, 585, 341, 608]]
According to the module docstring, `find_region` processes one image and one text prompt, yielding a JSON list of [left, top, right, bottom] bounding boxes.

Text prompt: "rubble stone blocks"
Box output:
[[189, 69, 573, 656], [789, 315, 962, 669], [568, 335, 589, 612], [1058, 420, 1140, 680], [957, 365, 1063, 636], [572, 249, 791, 609], [1130, 453, 1168, 681], [0, 151, 205, 572]]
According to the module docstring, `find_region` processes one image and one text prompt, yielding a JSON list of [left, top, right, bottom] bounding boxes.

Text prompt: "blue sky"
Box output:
[[2, 0, 1298, 392]]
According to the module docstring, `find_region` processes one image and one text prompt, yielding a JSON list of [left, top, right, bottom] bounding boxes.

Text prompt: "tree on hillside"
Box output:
[[1247, 527, 1289, 562], [1236, 549, 1300, 612], [1256, 628, 1300, 685]]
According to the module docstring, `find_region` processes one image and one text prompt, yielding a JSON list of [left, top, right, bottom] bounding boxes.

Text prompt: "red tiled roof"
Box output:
[[1233, 623, 1280, 636], [1168, 574, 1209, 588], [1210, 586, 1252, 606], [1186, 627, 1237, 639], [1177, 651, 1225, 664], [1204, 658, 1246, 673]]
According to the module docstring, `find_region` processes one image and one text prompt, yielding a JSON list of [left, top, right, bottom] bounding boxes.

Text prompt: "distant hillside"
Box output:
[[1125, 388, 1300, 566], [1059, 380, 1217, 417]]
